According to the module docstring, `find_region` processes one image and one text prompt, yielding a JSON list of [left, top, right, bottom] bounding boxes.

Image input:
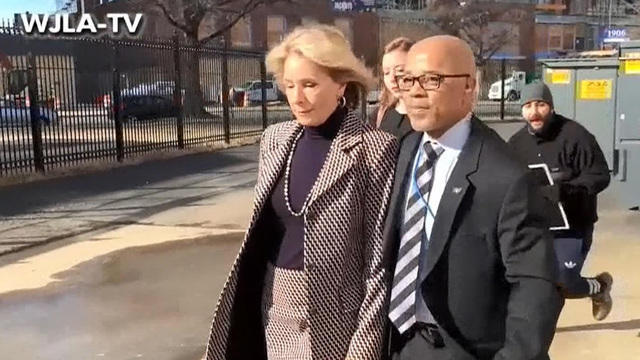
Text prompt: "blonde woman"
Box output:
[[205, 25, 398, 360], [373, 37, 414, 139]]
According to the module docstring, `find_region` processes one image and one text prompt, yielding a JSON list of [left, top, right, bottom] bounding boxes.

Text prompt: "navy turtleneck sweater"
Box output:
[[265, 106, 344, 270]]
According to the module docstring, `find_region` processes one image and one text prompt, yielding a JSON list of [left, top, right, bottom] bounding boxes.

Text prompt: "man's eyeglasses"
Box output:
[[395, 73, 471, 91]]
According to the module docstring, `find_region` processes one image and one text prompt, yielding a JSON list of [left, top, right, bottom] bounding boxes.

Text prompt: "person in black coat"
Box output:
[[370, 37, 414, 141], [382, 36, 562, 360], [508, 81, 613, 321]]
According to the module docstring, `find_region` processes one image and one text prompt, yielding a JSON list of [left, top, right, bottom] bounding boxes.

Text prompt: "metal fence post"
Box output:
[[112, 41, 124, 161], [500, 58, 506, 121], [260, 59, 268, 130], [174, 34, 185, 149], [221, 33, 231, 144], [27, 52, 45, 173]]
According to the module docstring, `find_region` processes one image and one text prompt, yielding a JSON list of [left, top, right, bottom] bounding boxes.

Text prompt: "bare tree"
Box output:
[[133, 0, 292, 116], [427, 0, 516, 67], [424, 0, 529, 102]]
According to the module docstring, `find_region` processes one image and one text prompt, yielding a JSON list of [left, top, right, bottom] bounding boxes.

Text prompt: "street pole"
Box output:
[[221, 30, 231, 144], [500, 58, 506, 121], [27, 52, 45, 173], [608, 0, 612, 29]]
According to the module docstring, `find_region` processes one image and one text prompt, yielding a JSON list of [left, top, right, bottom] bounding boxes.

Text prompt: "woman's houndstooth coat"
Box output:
[[205, 111, 398, 360]]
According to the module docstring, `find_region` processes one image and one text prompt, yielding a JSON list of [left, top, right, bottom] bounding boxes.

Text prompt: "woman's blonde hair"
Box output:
[[265, 24, 375, 109], [376, 37, 414, 127]]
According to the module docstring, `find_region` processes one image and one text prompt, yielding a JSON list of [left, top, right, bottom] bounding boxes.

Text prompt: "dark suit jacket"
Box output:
[[382, 117, 563, 360], [369, 106, 414, 141]]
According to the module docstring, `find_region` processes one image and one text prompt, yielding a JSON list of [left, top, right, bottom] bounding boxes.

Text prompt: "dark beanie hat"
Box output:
[[520, 81, 554, 109]]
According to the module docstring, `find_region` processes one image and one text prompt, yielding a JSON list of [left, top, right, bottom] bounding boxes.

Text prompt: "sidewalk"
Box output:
[[1, 177, 637, 359], [0, 144, 260, 256], [550, 194, 640, 359], [0, 145, 259, 358]]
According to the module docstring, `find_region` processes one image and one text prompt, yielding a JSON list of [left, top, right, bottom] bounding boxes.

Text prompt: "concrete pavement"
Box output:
[[0, 144, 261, 256], [0, 144, 259, 360], [1, 121, 638, 359]]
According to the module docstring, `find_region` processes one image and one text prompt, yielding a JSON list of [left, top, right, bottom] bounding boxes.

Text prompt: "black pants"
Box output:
[[553, 224, 596, 298], [392, 334, 450, 360], [391, 326, 477, 360]]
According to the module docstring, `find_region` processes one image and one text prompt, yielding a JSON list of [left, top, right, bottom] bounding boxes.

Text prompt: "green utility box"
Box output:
[[540, 41, 640, 209]]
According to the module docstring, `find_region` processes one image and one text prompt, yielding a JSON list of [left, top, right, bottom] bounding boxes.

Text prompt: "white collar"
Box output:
[[421, 112, 472, 152]]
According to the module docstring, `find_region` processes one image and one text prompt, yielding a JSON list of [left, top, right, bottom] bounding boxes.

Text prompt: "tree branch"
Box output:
[[198, 0, 282, 45], [471, 30, 513, 65], [152, 0, 193, 35]]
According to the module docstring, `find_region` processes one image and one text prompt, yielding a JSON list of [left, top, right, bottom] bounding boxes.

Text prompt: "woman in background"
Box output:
[[372, 37, 414, 139]]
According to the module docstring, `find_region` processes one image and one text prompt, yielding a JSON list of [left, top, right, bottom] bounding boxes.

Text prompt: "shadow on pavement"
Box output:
[[0, 232, 244, 360], [0, 146, 258, 217], [557, 319, 640, 332]]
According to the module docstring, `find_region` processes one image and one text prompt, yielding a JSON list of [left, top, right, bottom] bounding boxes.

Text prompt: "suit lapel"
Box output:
[[422, 117, 484, 277], [396, 115, 414, 141], [307, 111, 361, 206], [390, 131, 420, 218], [382, 130, 420, 270], [254, 121, 300, 214]]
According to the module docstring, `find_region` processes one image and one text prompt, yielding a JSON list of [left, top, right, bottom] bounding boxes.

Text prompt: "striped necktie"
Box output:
[[389, 141, 444, 334]]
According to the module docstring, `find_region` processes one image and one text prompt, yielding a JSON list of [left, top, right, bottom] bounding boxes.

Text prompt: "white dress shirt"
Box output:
[[403, 112, 472, 323]]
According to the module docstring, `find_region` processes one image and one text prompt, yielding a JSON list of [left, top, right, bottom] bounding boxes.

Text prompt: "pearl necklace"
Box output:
[[284, 129, 314, 217]]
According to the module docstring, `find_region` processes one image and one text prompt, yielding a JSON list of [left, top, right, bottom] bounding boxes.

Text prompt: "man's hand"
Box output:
[[539, 184, 561, 203], [550, 170, 572, 183]]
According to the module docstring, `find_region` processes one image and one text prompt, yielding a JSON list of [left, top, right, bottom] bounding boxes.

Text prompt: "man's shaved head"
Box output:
[[401, 35, 477, 137], [409, 36, 476, 78]]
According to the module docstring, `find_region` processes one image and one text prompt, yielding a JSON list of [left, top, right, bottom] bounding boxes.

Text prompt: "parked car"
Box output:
[[122, 81, 176, 97], [244, 80, 284, 106], [0, 99, 58, 126], [221, 80, 284, 107], [100, 81, 183, 108], [488, 71, 526, 101], [116, 95, 179, 121]]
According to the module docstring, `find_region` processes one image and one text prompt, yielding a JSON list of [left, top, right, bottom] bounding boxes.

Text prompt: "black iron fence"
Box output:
[[0, 23, 527, 178], [0, 25, 292, 177], [474, 58, 530, 121]]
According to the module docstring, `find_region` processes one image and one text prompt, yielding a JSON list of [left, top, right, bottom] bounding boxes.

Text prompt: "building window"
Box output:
[[334, 18, 353, 45], [231, 16, 252, 48], [548, 25, 563, 50], [563, 27, 576, 50], [548, 25, 575, 51], [267, 16, 286, 49], [570, 0, 589, 14]]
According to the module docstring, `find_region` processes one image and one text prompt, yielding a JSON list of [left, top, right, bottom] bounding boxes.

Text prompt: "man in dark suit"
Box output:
[[382, 35, 563, 360]]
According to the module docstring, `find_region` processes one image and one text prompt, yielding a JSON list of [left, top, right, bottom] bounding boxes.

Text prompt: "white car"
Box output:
[[244, 80, 284, 106], [121, 81, 179, 97], [488, 71, 526, 101], [0, 99, 58, 126], [217, 80, 280, 106]]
